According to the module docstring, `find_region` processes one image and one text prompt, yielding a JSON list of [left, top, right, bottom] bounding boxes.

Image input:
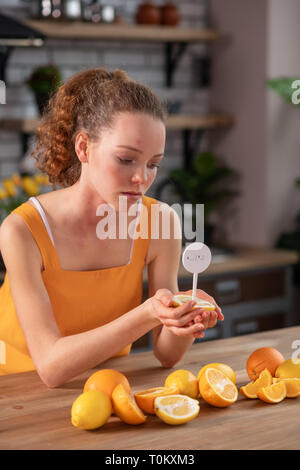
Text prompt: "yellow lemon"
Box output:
[[272, 377, 300, 397], [154, 394, 200, 425], [165, 369, 198, 398], [172, 294, 215, 311], [71, 390, 112, 430], [275, 358, 300, 379], [197, 363, 236, 384]]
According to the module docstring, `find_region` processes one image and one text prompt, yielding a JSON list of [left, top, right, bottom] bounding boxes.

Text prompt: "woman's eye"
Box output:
[[118, 158, 160, 170], [118, 158, 133, 164]]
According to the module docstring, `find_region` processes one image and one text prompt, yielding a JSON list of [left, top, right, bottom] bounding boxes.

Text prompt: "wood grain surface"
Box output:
[[1, 326, 300, 450]]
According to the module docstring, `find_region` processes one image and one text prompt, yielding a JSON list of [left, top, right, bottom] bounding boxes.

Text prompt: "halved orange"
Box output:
[[257, 381, 287, 404], [112, 384, 146, 425], [198, 367, 238, 407], [240, 368, 273, 399], [172, 294, 216, 311], [272, 377, 300, 398], [134, 386, 179, 414]]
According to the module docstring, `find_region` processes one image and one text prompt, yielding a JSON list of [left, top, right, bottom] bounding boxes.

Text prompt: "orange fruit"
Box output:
[[83, 369, 130, 404], [246, 347, 285, 381], [272, 378, 300, 398], [198, 367, 238, 407], [240, 368, 273, 398], [257, 381, 287, 404], [198, 363, 236, 384], [134, 386, 179, 414], [112, 384, 146, 425]]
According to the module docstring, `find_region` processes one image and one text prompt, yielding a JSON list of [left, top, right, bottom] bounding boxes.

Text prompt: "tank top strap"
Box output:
[[13, 201, 60, 270], [130, 195, 160, 266]]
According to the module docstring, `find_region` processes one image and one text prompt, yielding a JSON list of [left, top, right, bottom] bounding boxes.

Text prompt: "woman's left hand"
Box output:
[[170, 289, 223, 339]]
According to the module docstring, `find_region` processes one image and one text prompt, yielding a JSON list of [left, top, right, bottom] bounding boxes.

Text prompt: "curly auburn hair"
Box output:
[[31, 68, 168, 187]]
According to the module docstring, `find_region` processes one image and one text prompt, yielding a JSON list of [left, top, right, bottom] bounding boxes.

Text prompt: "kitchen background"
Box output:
[[0, 0, 299, 343]]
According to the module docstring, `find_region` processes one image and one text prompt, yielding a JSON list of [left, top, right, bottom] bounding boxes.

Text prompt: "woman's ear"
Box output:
[[74, 132, 90, 163]]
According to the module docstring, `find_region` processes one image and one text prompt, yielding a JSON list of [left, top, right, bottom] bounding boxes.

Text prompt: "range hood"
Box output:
[[0, 13, 45, 81], [0, 13, 45, 46]]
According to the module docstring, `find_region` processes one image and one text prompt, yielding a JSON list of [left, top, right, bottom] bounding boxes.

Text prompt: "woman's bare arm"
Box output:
[[148, 205, 198, 367], [0, 213, 159, 387]]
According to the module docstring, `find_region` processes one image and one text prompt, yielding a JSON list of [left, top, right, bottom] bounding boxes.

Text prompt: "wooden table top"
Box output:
[[1, 326, 300, 450]]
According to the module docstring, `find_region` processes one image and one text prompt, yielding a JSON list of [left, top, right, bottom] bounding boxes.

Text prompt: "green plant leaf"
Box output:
[[267, 77, 300, 106]]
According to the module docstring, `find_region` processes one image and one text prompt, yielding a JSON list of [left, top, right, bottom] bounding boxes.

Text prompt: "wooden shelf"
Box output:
[[0, 114, 234, 134], [167, 113, 234, 130], [25, 20, 219, 43]]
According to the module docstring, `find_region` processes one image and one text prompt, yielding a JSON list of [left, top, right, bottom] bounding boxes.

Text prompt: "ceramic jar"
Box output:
[[161, 1, 180, 26], [136, 2, 162, 25]]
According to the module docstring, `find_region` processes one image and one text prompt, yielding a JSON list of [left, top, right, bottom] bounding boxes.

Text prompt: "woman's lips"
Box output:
[[120, 192, 142, 200]]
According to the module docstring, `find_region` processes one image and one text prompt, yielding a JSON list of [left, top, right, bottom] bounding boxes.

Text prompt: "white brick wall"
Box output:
[[0, 0, 209, 203]]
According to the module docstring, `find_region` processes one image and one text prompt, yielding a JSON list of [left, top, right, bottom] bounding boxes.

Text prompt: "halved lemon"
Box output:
[[134, 386, 179, 414], [272, 377, 300, 398], [199, 367, 238, 407], [112, 384, 146, 425], [257, 381, 287, 404], [154, 394, 200, 425], [240, 368, 273, 399], [172, 294, 215, 311]]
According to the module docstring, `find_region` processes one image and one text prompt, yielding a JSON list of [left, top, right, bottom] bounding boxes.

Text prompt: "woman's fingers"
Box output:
[[163, 308, 205, 328], [169, 321, 206, 338]]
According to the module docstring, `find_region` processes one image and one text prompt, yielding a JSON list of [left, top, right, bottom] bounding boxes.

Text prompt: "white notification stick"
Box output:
[[182, 242, 212, 300]]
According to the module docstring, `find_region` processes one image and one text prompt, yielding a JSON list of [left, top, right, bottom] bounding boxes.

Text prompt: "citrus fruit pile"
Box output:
[[71, 363, 238, 430], [70, 346, 300, 431], [240, 347, 300, 403]]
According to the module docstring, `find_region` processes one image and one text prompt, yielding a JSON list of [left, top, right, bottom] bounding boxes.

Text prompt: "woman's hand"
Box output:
[[178, 289, 224, 322], [147, 288, 223, 339], [146, 289, 208, 337]]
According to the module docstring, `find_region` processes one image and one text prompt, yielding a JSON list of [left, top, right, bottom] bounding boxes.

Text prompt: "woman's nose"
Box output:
[[131, 167, 148, 185]]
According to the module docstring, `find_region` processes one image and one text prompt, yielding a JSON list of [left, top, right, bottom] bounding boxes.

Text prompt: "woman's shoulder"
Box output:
[[0, 210, 43, 271]]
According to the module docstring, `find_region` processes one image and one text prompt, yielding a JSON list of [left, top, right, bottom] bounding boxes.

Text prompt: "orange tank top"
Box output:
[[0, 195, 159, 375]]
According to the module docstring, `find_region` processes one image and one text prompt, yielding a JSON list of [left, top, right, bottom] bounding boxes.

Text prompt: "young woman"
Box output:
[[0, 68, 223, 387]]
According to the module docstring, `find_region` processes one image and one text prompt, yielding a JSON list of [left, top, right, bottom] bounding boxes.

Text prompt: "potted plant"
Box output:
[[155, 151, 240, 245], [27, 64, 62, 114]]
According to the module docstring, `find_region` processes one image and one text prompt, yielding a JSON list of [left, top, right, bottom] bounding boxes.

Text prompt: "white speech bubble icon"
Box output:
[[182, 242, 212, 300]]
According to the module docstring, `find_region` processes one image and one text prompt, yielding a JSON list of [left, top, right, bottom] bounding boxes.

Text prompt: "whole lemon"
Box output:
[[275, 358, 300, 379], [164, 369, 198, 398], [197, 363, 236, 384], [71, 390, 112, 430]]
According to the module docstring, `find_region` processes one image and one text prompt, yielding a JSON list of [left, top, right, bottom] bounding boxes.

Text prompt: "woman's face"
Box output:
[[85, 112, 166, 208]]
